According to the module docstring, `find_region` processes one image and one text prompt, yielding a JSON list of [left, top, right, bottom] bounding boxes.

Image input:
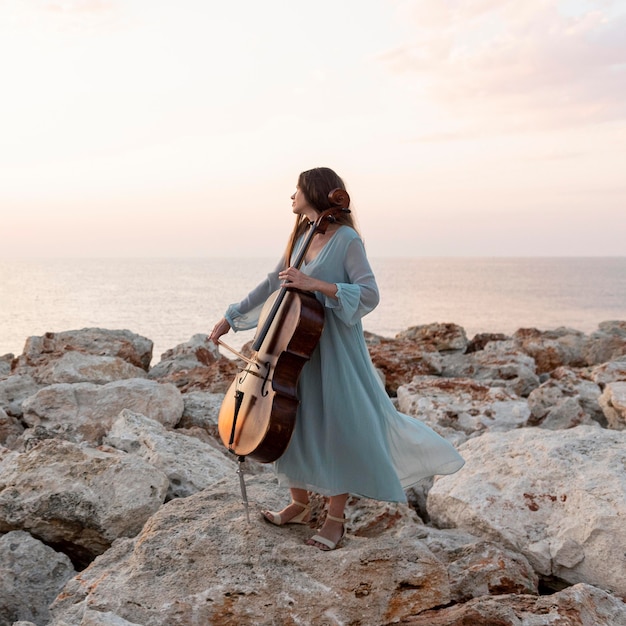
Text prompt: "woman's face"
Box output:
[[291, 185, 315, 218]]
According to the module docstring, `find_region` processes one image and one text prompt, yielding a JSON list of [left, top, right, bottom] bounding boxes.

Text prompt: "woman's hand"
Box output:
[[279, 267, 338, 299], [209, 317, 231, 344]]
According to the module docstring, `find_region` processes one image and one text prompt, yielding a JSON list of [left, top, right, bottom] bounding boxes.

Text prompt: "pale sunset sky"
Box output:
[[1, 0, 625, 258]]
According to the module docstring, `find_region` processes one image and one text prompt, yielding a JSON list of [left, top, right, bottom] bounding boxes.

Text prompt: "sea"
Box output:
[[1, 257, 625, 365]]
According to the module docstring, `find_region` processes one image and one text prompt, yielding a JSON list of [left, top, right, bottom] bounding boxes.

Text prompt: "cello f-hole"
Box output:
[[260, 361, 271, 397]]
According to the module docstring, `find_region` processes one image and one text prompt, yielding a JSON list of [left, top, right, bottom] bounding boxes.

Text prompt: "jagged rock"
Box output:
[[397, 322, 469, 352], [527, 366, 604, 429], [465, 332, 510, 353], [591, 356, 626, 386], [367, 338, 440, 396], [0, 439, 169, 567], [416, 526, 539, 602], [148, 335, 240, 394], [397, 376, 530, 445], [585, 320, 626, 365], [13, 328, 153, 372], [49, 476, 451, 626], [21, 378, 183, 444], [0, 374, 43, 417], [366, 323, 468, 396], [598, 381, 626, 430], [178, 390, 224, 437], [0, 530, 76, 626], [0, 406, 23, 448], [34, 351, 148, 385], [427, 425, 626, 597], [401, 583, 626, 625], [0, 353, 13, 380], [104, 409, 237, 500], [513, 327, 587, 374], [436, 340, 540, 397]]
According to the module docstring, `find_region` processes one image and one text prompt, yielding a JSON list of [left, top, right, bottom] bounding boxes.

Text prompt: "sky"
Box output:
[[1, 0, 625, 258]]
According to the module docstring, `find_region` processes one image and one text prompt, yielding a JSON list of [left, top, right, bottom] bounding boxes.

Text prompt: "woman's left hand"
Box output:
[[279, 267, 316, 291], [279, 267, 338, 299]]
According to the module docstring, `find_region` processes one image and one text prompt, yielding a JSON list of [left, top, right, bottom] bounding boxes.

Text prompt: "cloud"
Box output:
[[380, 0, 626, 132]]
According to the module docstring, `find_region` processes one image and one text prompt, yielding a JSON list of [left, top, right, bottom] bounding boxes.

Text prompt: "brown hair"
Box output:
[[283, 167, 358, 266]]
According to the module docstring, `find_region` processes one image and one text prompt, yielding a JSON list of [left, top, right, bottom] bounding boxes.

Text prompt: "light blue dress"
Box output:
[[225, 225, 464, 502]]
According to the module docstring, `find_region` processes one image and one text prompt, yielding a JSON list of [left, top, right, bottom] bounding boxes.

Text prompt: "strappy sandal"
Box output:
[[307, 514, 347, 551], [262, 500, 311, 526]]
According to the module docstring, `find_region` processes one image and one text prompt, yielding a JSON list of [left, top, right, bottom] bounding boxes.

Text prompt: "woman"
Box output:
[[209, 167, 464, 551]]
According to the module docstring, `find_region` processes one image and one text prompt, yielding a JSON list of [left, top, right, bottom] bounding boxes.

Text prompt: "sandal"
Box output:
[[307, 514, 347, 551], [262, 500, 311, 526]]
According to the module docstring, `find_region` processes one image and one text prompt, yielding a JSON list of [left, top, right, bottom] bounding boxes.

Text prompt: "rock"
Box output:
[[104, 409, 236, 500], [34, 351, 148, 385], [513, 327, 587, 374], [0, 374, 43, 417], [0, 406, 23, 448], [13, 328, 153, 372], [598, 381, 626, 430], [0, 439, 169, 567], [437, 340, 540, 397], [367, 337, 440, 396], [590, 356, 626, 386], [178, 390, 224, 435], [54, 611, 144, 625], [367, 323, 469, 396], [585, 320, 626, 365], [416, 526, 539, 603], [148, 334, 240, 394], [527, 366, 604, 429], [397, 376, 530, 445], [0, 530, 76, 626], [0, 353, 13, 380], [397, 322, 469, 352], [22, 379, 183, 444], [49, 476, 451, 626], [401, 583, 626, 625], [465, 332, 510, 353], [427, 426, 626, 596]]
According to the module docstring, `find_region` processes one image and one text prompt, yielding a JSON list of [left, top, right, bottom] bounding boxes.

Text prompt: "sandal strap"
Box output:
[[292, 500, 310, 510], [326, 514, 347, 523]]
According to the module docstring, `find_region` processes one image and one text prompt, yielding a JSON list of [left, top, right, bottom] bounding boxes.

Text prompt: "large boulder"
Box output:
[[21, 378, 183, 444], [397, 376, 530, 445], [0, 439, 169, 567], [49, 476, 451, 626], [104, 409, 237, 500], [427, 426, 626, 596], [13, 328, 153, 372], [512, 327, 587, 374]]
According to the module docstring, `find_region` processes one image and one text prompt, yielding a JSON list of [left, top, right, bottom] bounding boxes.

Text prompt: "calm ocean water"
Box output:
[[1, 257, 625, 364]]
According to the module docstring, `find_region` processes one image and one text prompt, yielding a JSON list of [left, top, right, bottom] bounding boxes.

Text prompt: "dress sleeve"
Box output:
[[323, 237, 380, 326], [224, 257, 284, 331]]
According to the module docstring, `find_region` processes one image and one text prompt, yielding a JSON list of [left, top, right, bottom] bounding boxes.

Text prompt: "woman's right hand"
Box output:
[[209, 318, 231, 344]]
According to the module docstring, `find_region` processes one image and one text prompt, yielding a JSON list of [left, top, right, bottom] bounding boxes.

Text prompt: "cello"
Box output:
[[217, 188, 351, 465]]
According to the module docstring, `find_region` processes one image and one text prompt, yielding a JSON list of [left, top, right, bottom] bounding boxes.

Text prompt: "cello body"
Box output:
[[217, 188, 350, 463], [217, 288, 324, 462]]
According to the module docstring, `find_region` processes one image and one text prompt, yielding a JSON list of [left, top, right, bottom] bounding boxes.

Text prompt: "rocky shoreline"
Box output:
[[1, 322, 625, 625]]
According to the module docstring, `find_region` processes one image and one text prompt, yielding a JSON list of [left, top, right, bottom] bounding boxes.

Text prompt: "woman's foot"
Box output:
[[306, 515, 346, 551], [262, 500, 311, 526]]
